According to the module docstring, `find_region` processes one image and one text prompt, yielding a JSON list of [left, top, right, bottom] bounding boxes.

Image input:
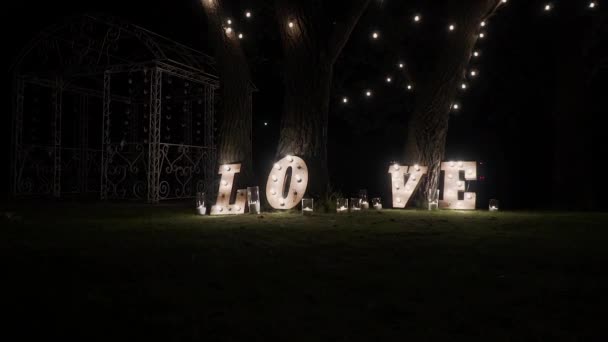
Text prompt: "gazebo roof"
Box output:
[[11, 14, 218, 81]]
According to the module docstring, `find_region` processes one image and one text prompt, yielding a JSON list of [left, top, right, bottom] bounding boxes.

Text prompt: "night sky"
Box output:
[[4, 0, 607, 209]]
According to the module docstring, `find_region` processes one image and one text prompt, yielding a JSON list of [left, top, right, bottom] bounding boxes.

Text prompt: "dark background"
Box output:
[[3, 0, 607, 209]]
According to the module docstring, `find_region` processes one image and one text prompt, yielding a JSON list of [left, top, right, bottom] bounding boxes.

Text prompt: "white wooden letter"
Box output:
[[266, 155, 309, 210], [388, 163, 428, 208], [439, 161, 477, 210], [210, 163, 247, 215]]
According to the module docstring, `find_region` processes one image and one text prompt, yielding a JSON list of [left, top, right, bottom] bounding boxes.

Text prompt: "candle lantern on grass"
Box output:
[[428, 189, 440, 211], [489, 199, 499, 212], [337, 198, 348, 213], [247, 186, 260, 214], [350, 198, 362, 212], [196, 192, 207, 215], [359, 189, 369, 209], [302, 198, 314, 216], [372, 197, 382, 210]]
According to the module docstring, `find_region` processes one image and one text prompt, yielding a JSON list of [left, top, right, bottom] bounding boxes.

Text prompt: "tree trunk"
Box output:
[[202, 0, 254, 185], [274, 0, 371, 199], [403, 0, 502, 206], [552, 2, 596, 210], [276, 59, 333, 198]]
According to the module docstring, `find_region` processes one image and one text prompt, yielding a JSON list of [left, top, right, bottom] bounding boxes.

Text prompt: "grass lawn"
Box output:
[[3, 203, 608, 340]]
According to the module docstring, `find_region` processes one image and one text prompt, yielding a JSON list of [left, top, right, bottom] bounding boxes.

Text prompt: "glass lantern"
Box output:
[[196, 192, 207, 215], [302, 198, 314, 216], [372, 197, 382, 210], [350, 198, 362, 212], [489, 199, 499, 212], [336, 198, 348, 213], [359, 189, 369, 209], [428, 189, 440, 211], [247, 186, 260, 214]]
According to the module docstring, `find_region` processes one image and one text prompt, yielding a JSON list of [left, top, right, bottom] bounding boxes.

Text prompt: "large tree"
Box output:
[[201, 0, 254, 184], [402, 0, 503, 205], [274, 0, 371, 199], [551, 1, 605, 210]]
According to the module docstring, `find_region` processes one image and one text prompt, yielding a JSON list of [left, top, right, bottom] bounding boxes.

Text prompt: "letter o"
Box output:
[[266, 155, 308, 209]]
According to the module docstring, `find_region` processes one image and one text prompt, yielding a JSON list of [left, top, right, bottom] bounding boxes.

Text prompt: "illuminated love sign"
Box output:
[[210, 158, 477, 213], [210, 163, 247, 215], [265, 155, 309, 210]]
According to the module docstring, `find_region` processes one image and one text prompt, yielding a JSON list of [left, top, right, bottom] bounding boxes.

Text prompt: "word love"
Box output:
[[210, 156, 478, 215]]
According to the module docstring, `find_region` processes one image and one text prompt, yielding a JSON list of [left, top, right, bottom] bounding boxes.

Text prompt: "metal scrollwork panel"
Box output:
[[104, 143, 148, 199], [157, 144, 213, 200]]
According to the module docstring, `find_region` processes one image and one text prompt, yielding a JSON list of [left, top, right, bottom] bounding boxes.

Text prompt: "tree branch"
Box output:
[[327, 0, 372, 63]]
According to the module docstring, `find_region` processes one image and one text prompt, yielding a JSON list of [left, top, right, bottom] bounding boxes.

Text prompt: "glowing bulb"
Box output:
[[274, 163, 281, 170], [288, 21, 294, 28], [414, 15, 421, 22], [589, 2, 596, 8], [225, 27, 232, 34], [452, 103, 460, 110], [544, 3, 552, 11], [264, 122, 268, 126], [407, 84, 413, 90], [245, 11, 251, 18], [479, 32, 485, 39], [470, 70, 478, 77], [238, 33, 243, 39], [372, 31, 379, 39], [449, 24, 455, 31], [502, 0, 508, 3], [398, 63, 404, 68], [227, 19, 232, 25], [480, 21, 486, 27], [386, 77, 392, 83], [365, 90, 372, 97], [473, 51, 480, 57], [342, 97, 349, 103]]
